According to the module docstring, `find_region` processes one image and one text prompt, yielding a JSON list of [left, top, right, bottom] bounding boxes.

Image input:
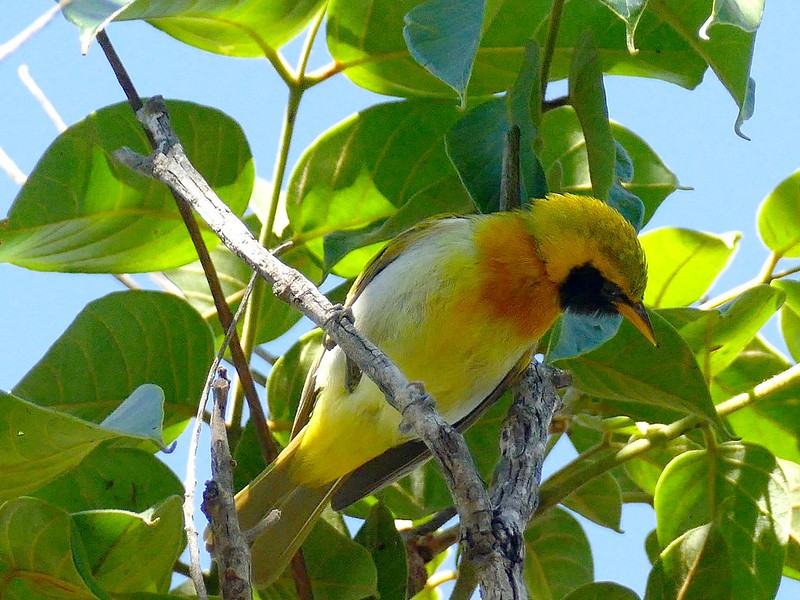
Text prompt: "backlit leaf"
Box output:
[[72, 496, 183, 594], [64, 0, 326, 55], [0, 497, 97, 598], [651, 443, 791, 600], [286, 100, 474, 277], [758, 169, 800, 258], [772, 279, 800, 362], [0, 391, 162, 500], [0, 101, 253, 273], [640, 228, 740, 308]]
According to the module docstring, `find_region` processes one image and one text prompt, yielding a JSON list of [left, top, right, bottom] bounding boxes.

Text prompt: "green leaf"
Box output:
[[758, 168, 800, 258], [0, 497, 98, 599], [328, 0, 757, 121], [33, 447, 183, 513], [562, 471, 622, 531], [778, 459, 800, 580], [72, 496, 183, 594], [267, 330, 324, 447], [0, 101, 253, 273], [286, 100, 474, 277], [640, 228, 740, 308], [354, 503, 408, 600], [661, 284, 785, 381], [562, 581, 640, 600], [403, 0, 485, 104], [558, 309, 721, 427], [710, 337, 800, 464], [0, 391, 163, 501], [566, 417, 651, 501], [569, 31, 614, 203], [699, 0, 764, 36], [645, 528, 661, 565], [13, 291, 214, 443], [100, 384, 166, 448], [537, 107, 679, 226], [64, 0, 326, 56], [445, 99, 510, 212], [524, 507, 593, 599], [445, 42, 546, 212], [598, 0, 648, 53], [624, 436, 703, 497], [773, 279, 800, 362], [652, 443, 791, 600], [302, 518, 378, 599]]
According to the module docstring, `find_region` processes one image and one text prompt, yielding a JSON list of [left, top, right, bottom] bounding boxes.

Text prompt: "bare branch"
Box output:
[[202, 370, 253, 600], [18, 65, 67, 132], [0, 145, 26, 185], [0, 0, 72, 63]]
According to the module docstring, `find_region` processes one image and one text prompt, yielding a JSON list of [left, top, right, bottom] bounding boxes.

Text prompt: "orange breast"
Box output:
[[469, 213, 561, 343]]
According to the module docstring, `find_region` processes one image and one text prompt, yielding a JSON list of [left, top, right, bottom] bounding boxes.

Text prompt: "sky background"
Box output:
[[1, 2, 799, 598]]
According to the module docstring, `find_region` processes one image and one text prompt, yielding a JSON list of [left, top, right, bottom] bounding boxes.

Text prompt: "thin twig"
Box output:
[[113, 273, 140, 290], [182, 275, 258, 599], [202, 369, 253, 600], [18, 65, 67, 132], [253, 346, 278, 365], [96, 31, 143, 112], [499, 126, 521, 211], [773, 263, 800, 280], [0, 0, 73, 62], [0, 145, 26, 185], [401, 506, 457, 538]]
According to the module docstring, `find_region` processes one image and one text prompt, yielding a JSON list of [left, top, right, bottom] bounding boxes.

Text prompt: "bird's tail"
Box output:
[[234, 428, 341, 586]]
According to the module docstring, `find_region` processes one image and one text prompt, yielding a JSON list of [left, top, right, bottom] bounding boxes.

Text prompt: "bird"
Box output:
[[234, 192, 656, 585]]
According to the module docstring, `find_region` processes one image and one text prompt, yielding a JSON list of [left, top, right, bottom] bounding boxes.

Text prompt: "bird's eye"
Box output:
[[601, 281, 624, 302]]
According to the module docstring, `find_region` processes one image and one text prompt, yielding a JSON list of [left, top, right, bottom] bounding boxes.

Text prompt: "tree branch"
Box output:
[[114, 96, 564, 598], [201, 370, 253, 600]]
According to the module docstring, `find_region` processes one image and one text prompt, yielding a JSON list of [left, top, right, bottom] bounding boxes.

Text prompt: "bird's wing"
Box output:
[[330, 349, 534, 511], [346, 217, 462, 306]]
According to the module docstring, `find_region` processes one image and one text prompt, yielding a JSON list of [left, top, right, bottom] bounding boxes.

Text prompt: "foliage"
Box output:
[[2, 0, 799, 599]]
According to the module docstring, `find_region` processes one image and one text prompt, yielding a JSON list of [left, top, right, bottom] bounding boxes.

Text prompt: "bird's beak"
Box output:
[[615, 300, 657, 346]]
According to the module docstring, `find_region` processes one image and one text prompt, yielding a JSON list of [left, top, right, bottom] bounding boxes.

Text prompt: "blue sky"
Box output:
[[2, 2, 799, 597]]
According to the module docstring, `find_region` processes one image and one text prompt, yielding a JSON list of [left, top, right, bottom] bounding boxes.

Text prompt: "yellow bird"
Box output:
[[235, 193, 656, 585]]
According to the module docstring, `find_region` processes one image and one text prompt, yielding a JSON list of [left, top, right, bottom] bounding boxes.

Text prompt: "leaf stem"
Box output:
[[229, 91, 303, 429], [539, 0, 566, 101], [700, 251, 780, 309], [537, 362, 800, 516], [772, 263, 800, 280]]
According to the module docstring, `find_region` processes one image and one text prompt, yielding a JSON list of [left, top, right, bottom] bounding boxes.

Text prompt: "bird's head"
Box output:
[[526, 193, 656, 345]]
